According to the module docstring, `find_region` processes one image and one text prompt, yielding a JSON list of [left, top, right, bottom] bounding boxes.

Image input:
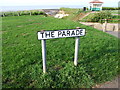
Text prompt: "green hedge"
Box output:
[[81, 11, 113, 23], [0, 10, 47, 17], [102, 7, 120, 10]]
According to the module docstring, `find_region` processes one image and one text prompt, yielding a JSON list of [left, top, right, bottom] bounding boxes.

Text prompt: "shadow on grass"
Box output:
[[79, 41, 118, 83]]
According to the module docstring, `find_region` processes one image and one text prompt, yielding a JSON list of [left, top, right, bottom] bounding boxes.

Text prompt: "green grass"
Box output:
[[60, 8, 91, 21], [60, 8, 82, 14], [60, 8, 82, 21], [2, 15, 120, 88]]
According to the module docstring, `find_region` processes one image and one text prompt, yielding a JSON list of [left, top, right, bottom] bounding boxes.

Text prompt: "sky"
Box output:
[[1, 0, 120, 7]]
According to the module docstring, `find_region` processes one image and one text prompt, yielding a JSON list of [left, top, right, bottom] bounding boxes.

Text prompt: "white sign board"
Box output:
[[38, 29, 85, 40], [38, 28, 86, 73]]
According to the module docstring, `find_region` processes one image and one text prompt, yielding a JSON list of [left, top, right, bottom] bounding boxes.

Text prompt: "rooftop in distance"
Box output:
[[90, 0, 103, 3]]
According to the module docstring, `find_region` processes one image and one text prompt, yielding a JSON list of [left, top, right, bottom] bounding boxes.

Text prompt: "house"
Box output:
[[90, 0, 103, 11]]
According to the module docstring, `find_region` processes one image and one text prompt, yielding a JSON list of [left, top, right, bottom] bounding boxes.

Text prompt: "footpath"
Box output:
[[93, 76, 120, 88], [106, 31, 120, 38], [97, 28, 120, 38]]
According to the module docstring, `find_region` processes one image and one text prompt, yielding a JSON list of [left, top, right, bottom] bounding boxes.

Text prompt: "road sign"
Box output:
[[38, 29, 85, 40], [38, 28, 86, 73]]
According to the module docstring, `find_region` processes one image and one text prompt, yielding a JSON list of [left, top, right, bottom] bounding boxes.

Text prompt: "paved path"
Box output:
[[79, 12, 91, 20], [106, 31, 120, 38], [93, 76, 120, 88], [79, 11, 99, 20], [98, 28, 120, 38], [97, 29, 120, 38], [99, 77, 119, 88]]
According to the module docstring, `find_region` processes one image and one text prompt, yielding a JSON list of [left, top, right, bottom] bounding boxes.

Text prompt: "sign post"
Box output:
[[41, 39, 46, 73], [74, 27, 81, 66], [38, 28, 85, 73], [74, 37, 80, 66]]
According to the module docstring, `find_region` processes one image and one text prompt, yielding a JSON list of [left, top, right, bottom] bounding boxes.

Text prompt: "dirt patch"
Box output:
[[29, 23, 41, 25], [21, 33, 30, 36], [92, 76, 119, 88], [0, 31, 7, 34], [53, 65, 63, 71], [33, 23, 41, 25], [28, 19, 35, 21], [17, 25, 23, 27]]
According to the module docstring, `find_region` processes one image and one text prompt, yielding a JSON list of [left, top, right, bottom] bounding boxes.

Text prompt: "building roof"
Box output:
[[90, 0, 103, 3]]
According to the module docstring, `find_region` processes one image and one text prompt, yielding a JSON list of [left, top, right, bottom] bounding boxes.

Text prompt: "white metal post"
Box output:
[[74, 37, 80, 66], [41, 39, 46, 73]]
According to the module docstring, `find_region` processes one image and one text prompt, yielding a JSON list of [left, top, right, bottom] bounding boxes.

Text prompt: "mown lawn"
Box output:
[[2, 15, 120, 88]]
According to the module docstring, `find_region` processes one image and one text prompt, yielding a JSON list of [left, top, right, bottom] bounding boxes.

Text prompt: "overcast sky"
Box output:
[[1, 0, 119, 7]]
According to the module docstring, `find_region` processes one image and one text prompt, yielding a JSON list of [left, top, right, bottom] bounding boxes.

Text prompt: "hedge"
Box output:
[[0, 10, 47, 17], [102, 7, 120, 10]]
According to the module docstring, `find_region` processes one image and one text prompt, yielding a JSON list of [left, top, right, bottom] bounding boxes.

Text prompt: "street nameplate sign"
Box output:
[[38, 29, 85, 40], [38, 28, 86, 73]]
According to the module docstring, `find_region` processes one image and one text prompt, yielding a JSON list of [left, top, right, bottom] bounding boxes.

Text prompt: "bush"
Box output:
[[102, 7, 119, 10], [31, 10, 47, 15], [4, 12, 13, 16], [1, 10, 47, 17], [20, 10, 30, 15], [83, 11, 112, 23]]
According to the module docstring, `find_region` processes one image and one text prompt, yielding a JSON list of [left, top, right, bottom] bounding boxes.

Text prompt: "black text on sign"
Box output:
[[38, 29, 85, 40]]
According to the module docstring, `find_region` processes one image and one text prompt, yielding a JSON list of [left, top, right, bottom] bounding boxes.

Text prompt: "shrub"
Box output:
[[31, 10, 46, 15], [20, 10, 30, 15], [4, 12, 13, 16], [102, 7, 119, 10], [1, 10, 47, 17], [83, 11, 112, 23]]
